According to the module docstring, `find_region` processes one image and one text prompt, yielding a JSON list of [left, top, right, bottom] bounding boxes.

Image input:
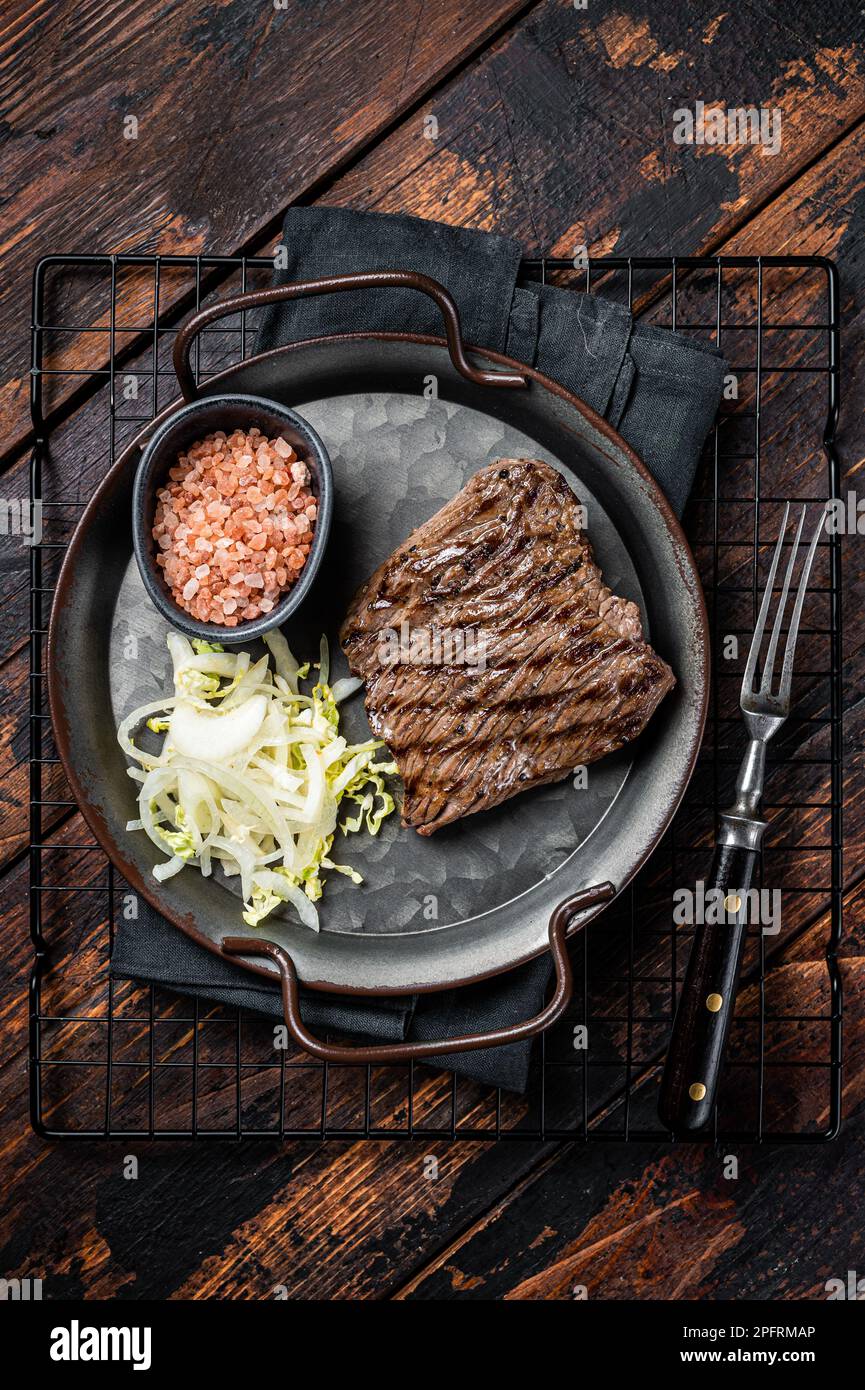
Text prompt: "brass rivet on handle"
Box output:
[[706, 993, 723, 1012], [689, 1082, 707, 1102], [724, 892, 742, 913]]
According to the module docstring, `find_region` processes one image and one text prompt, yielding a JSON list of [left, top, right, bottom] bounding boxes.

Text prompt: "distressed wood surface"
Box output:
[[3, 0, 865, 462], [0, 0, 530, 459], [1, 0, 863, 1303], [327, 0, 865, 258]]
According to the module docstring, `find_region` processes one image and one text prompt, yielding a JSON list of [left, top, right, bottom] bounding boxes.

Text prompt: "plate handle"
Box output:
[[172, 271, 530, 402], [221, 881, 615, 1064]]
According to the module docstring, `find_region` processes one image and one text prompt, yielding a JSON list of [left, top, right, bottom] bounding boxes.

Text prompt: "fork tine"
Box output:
[[776, 504, 827, 701], [759, 504, 806, 694], [741, 502, 789, 701]]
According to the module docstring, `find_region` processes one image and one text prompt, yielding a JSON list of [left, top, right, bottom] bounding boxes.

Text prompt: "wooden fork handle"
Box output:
[[658, 838, 761, 1132]]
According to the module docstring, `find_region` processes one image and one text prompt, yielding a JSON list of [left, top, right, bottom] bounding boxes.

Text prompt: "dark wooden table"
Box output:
[[1, 0, 863, 1300]]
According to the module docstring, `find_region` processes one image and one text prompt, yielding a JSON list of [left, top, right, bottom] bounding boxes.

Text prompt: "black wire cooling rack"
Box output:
[[28, 252, 843, 1142]]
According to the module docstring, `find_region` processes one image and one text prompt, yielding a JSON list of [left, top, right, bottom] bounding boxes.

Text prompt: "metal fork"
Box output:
[[659, 502, 827, 1132]]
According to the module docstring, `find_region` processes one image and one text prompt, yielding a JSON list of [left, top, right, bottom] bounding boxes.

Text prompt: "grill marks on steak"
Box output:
[[339, 459, 675, 834]]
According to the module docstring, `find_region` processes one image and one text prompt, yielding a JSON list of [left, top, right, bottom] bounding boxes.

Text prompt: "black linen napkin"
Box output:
[[111, 208, 727, 1092]]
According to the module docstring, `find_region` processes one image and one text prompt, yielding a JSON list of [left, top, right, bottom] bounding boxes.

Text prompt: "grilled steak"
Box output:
[[339, 459, 675, 834]]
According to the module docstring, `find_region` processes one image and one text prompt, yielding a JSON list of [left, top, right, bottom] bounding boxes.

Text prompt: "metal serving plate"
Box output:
[[49, 333, 708, 995]]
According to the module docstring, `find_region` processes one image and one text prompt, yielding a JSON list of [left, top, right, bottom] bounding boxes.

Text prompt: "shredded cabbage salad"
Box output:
[[118, 629, 397, 931]]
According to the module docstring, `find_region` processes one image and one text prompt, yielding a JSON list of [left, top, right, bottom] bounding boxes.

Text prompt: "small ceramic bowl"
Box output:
[[132, 394, 333, 645]]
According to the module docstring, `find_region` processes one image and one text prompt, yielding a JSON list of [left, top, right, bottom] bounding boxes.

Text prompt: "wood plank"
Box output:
[[7, 160, 859, 667], [397, 951, 864, 1300], [326, 0, 865, 257], [9, 0, 865, 463], [396, 813, 865, 1300], [6, 133, 858, 868], [390, 686, 863, 1297], [0, 642, 72, 867], [0, 0, 531, 461], [0, 817, 559, 1296], [3, 0, 864, 1307], [390, 118, 865, 1294], [5, 677, 856, 1296]]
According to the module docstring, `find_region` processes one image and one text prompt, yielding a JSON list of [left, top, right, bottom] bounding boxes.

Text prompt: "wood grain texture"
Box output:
[[7, 0, 865, 463], [398, 807, 865, 1300], [5, 181, 858, 872], [327, 0, 865, 255], [0, 0, 529, 458], [1, 0, 864, 1305], [4, 655, 857, 1299], [0, 817, 556, 1298], [397, 904, 865, 1300]]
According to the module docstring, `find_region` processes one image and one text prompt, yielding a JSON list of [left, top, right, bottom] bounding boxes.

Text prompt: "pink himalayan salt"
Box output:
[[152, 426, 317, 625]]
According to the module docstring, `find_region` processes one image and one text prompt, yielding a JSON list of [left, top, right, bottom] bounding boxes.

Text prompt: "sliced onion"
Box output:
[[167, 632, 194, 675], [153, 855, 185, 882], [331, 676, 363, 703], [117, 698, 177, 767], [299, 743, 325, 826], [254, 871, 320, 932], [221, 655, 268, 709], [119, 629, 396, 932], [280, 884, 320, 932], [263, 630, 301, 688], [170, 695, 267, 761]]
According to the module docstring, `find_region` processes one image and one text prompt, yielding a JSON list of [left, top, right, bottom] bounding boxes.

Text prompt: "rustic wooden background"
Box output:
[[1, 0, 864, 1300]]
